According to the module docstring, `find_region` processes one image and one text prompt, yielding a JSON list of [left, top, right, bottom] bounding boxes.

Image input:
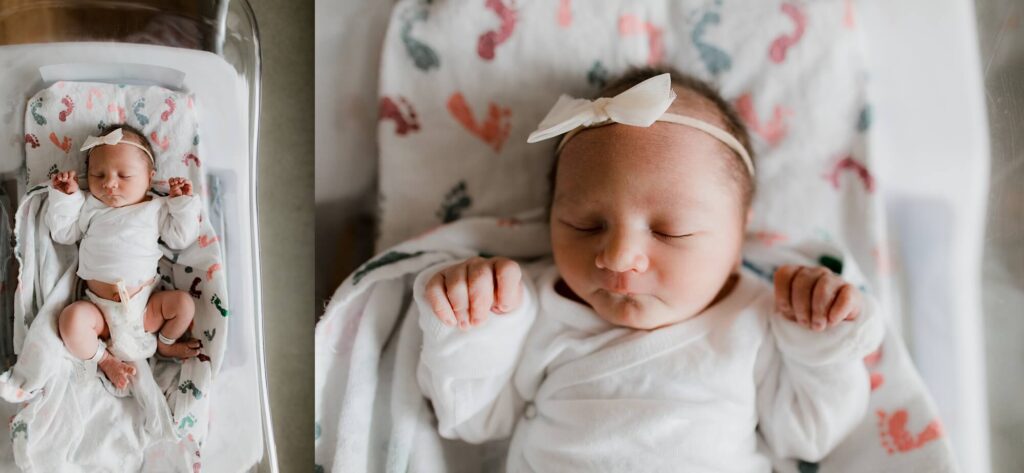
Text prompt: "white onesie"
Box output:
[[46, 186, 201, 360], [415, 260, 885, 472]]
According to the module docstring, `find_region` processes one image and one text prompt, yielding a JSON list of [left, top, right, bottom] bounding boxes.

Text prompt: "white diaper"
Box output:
[[85, 279, 158, 361]]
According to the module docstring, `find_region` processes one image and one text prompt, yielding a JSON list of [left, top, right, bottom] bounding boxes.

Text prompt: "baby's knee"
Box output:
[[166, 290, 195, 320], [58, 302, 99, 335]]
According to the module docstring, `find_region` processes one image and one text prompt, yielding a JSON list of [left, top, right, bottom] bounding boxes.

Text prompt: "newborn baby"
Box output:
[[416, 69, 884, 470], [48, 125, 203, 391]]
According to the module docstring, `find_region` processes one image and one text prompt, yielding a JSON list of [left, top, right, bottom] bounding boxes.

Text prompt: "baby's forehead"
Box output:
[[666, 85, 730, 129]]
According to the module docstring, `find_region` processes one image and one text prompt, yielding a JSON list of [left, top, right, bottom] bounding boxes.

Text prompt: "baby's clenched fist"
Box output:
[[168, 177, 193, 197], [424, 257, 523, 330], [774, 265, 862, 332], [51, 170, 79, 195]]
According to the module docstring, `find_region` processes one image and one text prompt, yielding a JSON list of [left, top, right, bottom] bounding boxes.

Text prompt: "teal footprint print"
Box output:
[[401, 7, 440, 71], [178, 380, 203, 400], [436, 181, 472, 223], [30, 98, 46, 125], [132, 98, 150, 126], [10, 421, 26, 440], [178, 414, 196, 430], [211, 294, 229, 317], [693, 11, 732, 76], [588, 61, 609, 88], [352, 250, 426, 285]]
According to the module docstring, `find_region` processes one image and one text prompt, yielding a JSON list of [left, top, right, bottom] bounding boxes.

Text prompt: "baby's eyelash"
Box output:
[[654, 231, 694, 239], [560, 220, 602, 233]]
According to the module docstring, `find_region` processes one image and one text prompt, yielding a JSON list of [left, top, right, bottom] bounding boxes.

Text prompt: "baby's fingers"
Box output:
[[467, 259, 495, 326], [442, 264, 471, 330], [791, 267, 824, 328], [811, 273, 843, 331], [493, 258, 522, 314], [425, 273, 456, 327], [828, 284, 862, 326]]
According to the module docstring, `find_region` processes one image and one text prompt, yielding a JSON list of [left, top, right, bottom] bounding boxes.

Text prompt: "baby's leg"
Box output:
[[144, 290, 201, 359], [57, 302, 136, 389]]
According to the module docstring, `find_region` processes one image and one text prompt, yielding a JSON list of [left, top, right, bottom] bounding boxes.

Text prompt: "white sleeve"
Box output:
[[415, 259, 539, 444], [754, 294, 885, 462], [160, 195, 202, 249], [45, 187, 85, 245]]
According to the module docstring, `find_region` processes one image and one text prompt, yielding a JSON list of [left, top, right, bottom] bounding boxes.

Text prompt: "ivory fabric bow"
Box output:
[[527, 73, 677, 144], [526, 73, 754, 176], [80, 127, 155, 162]]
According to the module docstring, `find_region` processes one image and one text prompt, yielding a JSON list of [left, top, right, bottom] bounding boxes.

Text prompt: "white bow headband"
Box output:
[[527, 73, 755, 176], [80, 128, 155, 163]]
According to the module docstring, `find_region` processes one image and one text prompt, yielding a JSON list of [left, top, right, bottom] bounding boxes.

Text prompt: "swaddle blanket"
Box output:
[[315, 216, 957, 472], [0, 81, 231, 472]]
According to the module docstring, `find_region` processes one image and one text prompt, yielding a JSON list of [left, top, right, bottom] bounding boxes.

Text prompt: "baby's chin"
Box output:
[[91, 192, 146, 208], [589, 290, 696, 330]]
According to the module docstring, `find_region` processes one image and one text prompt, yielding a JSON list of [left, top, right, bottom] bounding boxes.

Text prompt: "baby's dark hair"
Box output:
[[85, 124, 156, 172], [548, 65, 756, 210]]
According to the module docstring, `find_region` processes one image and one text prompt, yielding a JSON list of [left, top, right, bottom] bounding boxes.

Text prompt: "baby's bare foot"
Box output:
[[98, 354, 136, 390], [157, 338, 202, 359]]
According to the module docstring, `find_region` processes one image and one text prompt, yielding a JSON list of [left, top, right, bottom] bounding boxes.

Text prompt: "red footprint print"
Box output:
[[49, 132, 71, 153], [58, 95, 75, 122], [824, 156, 875, 193], [187, 96, 195, 110], [557, 0, 572, 27], [618, 14, 664, 65], [24, 134, 40, 149], [877, 409, 943, 454], [108, 103, 126, 124], [844, 0, 856, 29], [446, 92, 512, 152], [198, 235, 220, 248], [150, 132, 170, 151], [864, 345, 884, 390], [478, 0, 517, 61], [769, 3, 807, 64], [183, 153, 202, 168], [162, 97, 177, 122], [735, 93, 790, 146], [206, 263, 221, 281], [86, 88, 103, 110], [378, 96, 420, 135]]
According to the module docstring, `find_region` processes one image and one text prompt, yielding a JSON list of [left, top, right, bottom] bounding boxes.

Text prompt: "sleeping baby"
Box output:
[[48, 125, 203, 392], [415, 68, 884, 470]]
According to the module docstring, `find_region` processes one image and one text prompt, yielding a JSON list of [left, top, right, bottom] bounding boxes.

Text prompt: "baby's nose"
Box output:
[[596, 231, 649, 273]]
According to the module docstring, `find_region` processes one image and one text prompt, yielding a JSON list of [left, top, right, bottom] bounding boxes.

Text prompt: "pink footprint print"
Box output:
[[86, 88, 103, 110], [198, 235, 220, 248], [864, 345, 884, 391], [557, 0, 572, 27], [824, 156, 875, 193], [769, 3, 807, 64], [150, 132, 170, 151], [844, 0, 856, 29], [478, 0, 517, 61], [446, 92, 512, 152], [378, 96, 420, 136], [162, 97, 177, 121], [752, 230, 787, 246], [735, 93, 790, 146], [618, 14, 664, 65], [108, 103, 126, 124], [58, 95, 75, 122], [24, 134, 40, 149], [877, 409, 943, 454], [206, 263, 221, 281], [183, 153, 202, 168], [49, 132, 72, 153]]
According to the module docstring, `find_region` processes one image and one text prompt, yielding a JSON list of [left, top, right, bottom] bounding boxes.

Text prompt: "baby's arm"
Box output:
[[45, 171, 85, 244], [415, 257, 537, 443], [755, 268, 884, 462], [159, 177, 201, 249]]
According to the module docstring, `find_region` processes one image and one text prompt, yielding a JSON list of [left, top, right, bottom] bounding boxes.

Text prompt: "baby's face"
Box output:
[[550, 119, 747, 330], [87, 143, 153, 208]]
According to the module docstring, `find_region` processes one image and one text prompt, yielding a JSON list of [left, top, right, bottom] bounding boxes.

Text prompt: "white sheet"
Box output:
[[0, 43, 264, 472]]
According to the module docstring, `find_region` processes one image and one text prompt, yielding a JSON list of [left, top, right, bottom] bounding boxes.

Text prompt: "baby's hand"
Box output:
[[168, 177, 193, 197], [773, 265, 862, 332], [51, 171, 79, 195], [424, 256, 523, 331]]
